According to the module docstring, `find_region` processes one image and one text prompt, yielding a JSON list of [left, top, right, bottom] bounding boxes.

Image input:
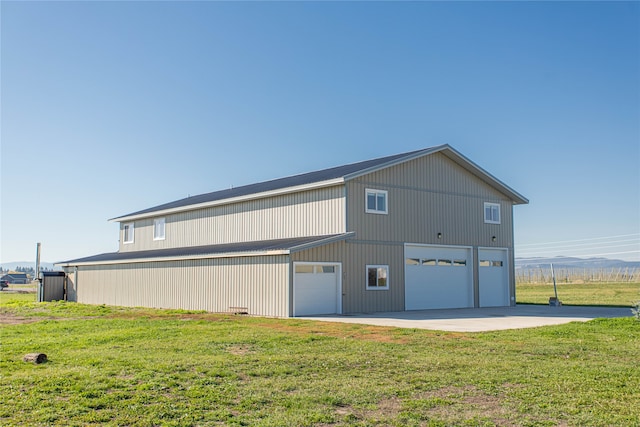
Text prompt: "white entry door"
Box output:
[[404, 244, 473, 310], [293, 263, 341, 316], [478, 248, 510, 307]]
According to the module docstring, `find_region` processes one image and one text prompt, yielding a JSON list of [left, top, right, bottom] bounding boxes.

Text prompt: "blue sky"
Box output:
[[1, 1, 639, 263]]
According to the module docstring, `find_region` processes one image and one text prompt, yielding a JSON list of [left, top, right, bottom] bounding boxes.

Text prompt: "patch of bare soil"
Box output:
[[225, 344, 253, 356], [328, 386, 521, 426], [418, 385, 516, 426], [330, 396, 403, 424], [0, 312, 100, 325], [0, 313, 40, 325], [254, 320, 411, 344]]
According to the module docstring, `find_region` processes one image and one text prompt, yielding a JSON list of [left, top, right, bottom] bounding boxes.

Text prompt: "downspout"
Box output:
[[510, 202, 517, 307]]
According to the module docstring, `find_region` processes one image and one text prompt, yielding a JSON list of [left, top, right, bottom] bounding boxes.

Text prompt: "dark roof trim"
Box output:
[[56, 233, 354, 267]]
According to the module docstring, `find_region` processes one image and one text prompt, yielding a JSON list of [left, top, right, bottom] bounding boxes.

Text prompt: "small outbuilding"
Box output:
[[1, 272, 30, 285], [58, 144, 528, 317]]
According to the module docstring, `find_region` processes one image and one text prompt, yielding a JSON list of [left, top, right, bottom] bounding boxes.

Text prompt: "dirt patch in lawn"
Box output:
[[418, 385, 517, 426], [0, 312, 100, 325], [0, 312, 39, 325], [254, 320, 412, 343]]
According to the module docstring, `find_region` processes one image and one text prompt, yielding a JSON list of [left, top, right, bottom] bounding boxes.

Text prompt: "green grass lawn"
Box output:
[[0, 291, 36, 303], [1, 297, 639, 427], [516, 282, 640, 307]]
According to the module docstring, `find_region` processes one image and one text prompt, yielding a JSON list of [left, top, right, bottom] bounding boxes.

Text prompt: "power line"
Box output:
[[516, 242, 640, 257], [516, 239, 640, 254], [518, 237, 640, 250], [515, 250, 640, 263], [516, 233, 640, 248]]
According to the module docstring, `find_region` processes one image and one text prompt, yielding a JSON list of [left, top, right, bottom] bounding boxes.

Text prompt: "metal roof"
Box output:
[[57, 233, 354, 266], [111, 144, 528, 222], [111, 148, 428, 221]]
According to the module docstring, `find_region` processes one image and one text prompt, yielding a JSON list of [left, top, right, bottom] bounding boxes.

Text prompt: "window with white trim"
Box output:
[[365, 189, 388, 214], [153, 218, 165, 240], [123, 223, 134, 244], [366, 265, 389, 290], [484, 202, 501, 224]]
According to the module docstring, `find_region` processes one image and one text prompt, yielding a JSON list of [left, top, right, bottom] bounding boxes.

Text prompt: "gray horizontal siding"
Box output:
[[120, 186, 345, 252], [73, 256, 290, 317]]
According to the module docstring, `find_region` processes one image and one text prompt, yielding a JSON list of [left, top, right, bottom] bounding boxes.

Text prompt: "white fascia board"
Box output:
[[109, 178, 345, 223], [288, 232, 356, 253], [439, 147, 529, 205], [55, 250, 290, 267]]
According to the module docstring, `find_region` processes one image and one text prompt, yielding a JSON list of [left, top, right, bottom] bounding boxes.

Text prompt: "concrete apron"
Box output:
[[302, 305, 633, 332]]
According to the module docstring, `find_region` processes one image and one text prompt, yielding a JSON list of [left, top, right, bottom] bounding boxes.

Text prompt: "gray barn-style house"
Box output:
[[58, 145, 528, 317]]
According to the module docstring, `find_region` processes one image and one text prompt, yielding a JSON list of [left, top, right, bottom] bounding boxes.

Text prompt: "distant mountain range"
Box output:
[[1, 261, 60, 271], [515, 256, 640, 269]]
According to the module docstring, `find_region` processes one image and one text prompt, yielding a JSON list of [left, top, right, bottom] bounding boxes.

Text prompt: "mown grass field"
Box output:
[[1, 294, 639, 427], [516, 282, 640, 307]]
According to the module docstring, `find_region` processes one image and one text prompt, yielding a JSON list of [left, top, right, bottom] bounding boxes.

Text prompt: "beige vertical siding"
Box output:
[[74, 256, 290, 317], [63, 268, 78, 302], [348, 152, 514, 249], [292, 241, 405, 313], [120, 186, 345, 252]]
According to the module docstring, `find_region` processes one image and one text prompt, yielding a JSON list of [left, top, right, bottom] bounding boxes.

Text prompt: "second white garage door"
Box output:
[[405, 244, 474, 310], [293, 263, 341, 316], [478, 248, 510, 307]]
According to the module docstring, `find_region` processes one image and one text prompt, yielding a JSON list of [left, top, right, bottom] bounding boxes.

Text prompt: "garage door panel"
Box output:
[[478, 248, 509, 307], [405, 245, 473, 310], [294, 264, 340, 316]]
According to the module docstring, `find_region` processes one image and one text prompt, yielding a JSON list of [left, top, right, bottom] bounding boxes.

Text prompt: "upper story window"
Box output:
[[484, 202, 501, 224], [366, 265, 389, 290], [123, 223, 134, 244], [153, 218, 165, 240], [365, 189, 388, 214]]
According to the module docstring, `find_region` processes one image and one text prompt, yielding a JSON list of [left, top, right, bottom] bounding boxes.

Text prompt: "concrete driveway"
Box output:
[[303, 305, 633, 332]]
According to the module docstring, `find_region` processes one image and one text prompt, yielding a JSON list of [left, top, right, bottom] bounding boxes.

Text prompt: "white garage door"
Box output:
[[293, 263, 341, 316], [405, 244, 473, 310], [478, 248, 510, 307]]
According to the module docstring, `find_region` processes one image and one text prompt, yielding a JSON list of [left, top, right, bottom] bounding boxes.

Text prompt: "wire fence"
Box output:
[[515, 267, 640, 284]]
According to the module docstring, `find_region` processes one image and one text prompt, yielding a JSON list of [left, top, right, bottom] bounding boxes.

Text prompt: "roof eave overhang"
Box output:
[[110, 177, 346, 222], [55, 233, 356, 267], [344, 144, 529, 205], [438, 146, 529, 205], [55, 249, 291, 267], [288, 231, 355, 253]]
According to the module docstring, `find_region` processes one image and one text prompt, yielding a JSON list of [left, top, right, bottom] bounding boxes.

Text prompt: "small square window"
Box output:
[[366, 265, 389, 290], [365, 189, 388, 214], [123, 223, 134, 244], [484, 202, 501, 224], [153, 218, 165, 240]]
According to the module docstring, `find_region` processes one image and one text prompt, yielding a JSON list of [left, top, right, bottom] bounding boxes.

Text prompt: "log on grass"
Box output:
[[23, 353, 47, 364]]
